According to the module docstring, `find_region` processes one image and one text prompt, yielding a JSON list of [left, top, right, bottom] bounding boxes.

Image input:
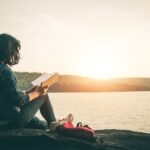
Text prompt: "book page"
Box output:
[[31, 73, 59, 87], [41, 73, 59, 87]]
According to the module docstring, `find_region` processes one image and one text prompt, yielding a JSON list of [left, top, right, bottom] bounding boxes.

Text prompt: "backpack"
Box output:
[[57, 121, 96, 141]]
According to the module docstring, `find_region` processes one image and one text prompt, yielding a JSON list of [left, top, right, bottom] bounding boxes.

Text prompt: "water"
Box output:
[[36, 92, 150, 133]]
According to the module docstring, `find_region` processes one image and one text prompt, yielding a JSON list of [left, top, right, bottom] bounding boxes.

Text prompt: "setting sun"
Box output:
[[77, 49, 125, 79]]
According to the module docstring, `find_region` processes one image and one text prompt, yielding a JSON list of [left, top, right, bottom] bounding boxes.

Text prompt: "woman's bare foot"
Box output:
[[58, 113, 73, 124], [49, 114, 74, 131]]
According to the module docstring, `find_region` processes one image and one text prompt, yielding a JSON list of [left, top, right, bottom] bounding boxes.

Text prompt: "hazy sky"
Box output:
[[0, 0, 150, 78]]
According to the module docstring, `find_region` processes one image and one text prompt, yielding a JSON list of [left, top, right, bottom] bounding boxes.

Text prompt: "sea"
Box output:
[[36, 91, 150, 133]]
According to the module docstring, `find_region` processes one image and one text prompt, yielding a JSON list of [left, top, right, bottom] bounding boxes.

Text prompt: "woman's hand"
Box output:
[[26, 85, 38, 94], [28, 85, 49, 101], [34, 85, 49, 96]]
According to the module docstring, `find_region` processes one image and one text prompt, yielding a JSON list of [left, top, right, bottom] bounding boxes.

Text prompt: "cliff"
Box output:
[[0, 129, 150, 150]]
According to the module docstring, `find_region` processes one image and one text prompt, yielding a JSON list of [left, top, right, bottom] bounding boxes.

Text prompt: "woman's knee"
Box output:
[[34, 94, 49, 103], [43, 93, 49, 101], [45, 93, 49, 98]]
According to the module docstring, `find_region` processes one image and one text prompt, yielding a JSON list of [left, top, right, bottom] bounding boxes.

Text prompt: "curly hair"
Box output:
[[0, 33, 21, 66]]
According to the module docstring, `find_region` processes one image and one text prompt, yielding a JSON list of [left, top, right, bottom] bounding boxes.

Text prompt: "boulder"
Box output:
[[0, 129, 150, 150]]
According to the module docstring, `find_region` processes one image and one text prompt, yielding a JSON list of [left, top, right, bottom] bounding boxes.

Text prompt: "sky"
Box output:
[[0, 0, 150, 78]]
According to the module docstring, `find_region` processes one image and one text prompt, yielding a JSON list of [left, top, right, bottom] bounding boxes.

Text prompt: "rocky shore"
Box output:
[[0, 129, 150, 150]]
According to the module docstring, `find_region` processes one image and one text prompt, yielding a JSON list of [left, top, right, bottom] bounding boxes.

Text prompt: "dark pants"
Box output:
[[9, 94, 56, 130]]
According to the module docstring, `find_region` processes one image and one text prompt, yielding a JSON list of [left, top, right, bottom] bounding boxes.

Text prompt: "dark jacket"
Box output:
[[0, 63, 29, 121]]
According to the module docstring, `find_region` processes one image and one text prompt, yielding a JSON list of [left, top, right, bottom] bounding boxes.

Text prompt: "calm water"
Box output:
[[37, 92, 150, 133]]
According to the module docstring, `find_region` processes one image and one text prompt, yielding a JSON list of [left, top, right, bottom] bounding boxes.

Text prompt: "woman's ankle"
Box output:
[[49, 121, 61, 131]]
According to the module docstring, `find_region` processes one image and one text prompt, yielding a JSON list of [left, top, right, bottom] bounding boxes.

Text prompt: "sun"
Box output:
[[77, 50, 124, 79], [79, 59, 117, 79]]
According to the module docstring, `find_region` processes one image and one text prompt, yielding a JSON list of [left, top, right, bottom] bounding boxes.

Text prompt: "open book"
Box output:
[[31, 72, 59, 88]]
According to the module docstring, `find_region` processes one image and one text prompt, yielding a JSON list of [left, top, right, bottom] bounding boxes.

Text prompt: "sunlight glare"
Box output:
[[77, 49, 123, 79]]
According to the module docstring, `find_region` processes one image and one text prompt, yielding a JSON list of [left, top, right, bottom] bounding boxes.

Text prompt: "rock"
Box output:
[[0, 129, 150, 150]]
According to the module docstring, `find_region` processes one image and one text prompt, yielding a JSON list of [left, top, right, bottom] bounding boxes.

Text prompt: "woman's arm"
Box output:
[[28, 91, 41, 101], [28, 86, 48, 101], [0, 65, 49, 105], [25, 86, 37, 94], [0, 66, 29, 106]]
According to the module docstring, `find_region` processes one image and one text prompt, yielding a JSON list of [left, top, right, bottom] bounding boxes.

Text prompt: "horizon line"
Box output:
[[14, 71, 150, 79]]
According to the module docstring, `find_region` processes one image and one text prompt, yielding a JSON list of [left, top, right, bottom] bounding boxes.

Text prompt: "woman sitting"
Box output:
[[0, 33, 71, 130]]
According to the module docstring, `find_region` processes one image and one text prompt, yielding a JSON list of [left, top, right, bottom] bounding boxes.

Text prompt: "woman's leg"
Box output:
[[25, 117, 48, 130], [39, 94, 56, 125], [10, 94, 56, 129]]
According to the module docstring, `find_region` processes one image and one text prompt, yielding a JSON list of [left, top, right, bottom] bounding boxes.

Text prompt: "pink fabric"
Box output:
[[60, 122, 95, 140]]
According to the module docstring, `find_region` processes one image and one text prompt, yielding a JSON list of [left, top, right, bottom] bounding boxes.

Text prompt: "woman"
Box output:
[[0, 33, 72, 130]]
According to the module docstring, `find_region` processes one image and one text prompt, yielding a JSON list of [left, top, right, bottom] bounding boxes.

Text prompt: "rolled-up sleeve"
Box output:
[[0, 67, 29, 106]]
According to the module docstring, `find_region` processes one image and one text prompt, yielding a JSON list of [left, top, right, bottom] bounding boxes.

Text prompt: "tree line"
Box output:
[[14, 72, 150, 92]]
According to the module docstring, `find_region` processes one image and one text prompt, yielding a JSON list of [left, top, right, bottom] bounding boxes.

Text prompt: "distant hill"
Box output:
[[111, 78, 150, 88], [14, 72, 150, 92]]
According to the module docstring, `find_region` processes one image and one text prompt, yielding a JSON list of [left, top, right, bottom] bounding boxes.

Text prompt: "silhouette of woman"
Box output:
[[0, 33, 59, 130]]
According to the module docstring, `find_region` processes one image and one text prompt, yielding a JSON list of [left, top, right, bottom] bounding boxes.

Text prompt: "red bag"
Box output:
[[57, 122, 96, 141]]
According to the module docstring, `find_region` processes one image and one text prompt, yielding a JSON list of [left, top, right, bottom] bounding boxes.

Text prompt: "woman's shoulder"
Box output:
[[0, 63, 13, 76]]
